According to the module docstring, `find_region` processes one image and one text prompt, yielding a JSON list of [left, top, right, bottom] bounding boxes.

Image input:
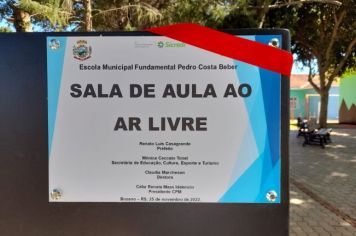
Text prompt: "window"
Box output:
[[290, 97, 298, 109]]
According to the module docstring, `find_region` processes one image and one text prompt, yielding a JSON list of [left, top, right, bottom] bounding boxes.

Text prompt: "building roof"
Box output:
[[290, 74, 339, 89]]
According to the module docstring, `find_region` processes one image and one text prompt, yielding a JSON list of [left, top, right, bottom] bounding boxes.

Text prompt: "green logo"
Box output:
[[156, 41, 185, 48], [157, 41, 164, 48]]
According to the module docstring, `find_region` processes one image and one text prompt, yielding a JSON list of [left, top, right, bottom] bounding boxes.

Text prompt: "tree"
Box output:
[[218, 0, 342, 28], [286, 0, 356, 127], [253, 0, 342, 28], [161, 0, 228, 27], [1, 0, 344, 32], [12, 2, 32, 31], [89, 0, 165, 31], [0, 26, 12, 31], [83, 0, 92, 31], [221, 0, 355, 127], [0, 0, 72, 32]]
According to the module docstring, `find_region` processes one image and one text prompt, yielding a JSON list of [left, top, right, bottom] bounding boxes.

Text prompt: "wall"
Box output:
[[290, 89, 306, 119], [290, 87, 339, 120], [339, 74, 356, 124]]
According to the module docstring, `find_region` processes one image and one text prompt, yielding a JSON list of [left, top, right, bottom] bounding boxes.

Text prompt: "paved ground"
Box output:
[[290, 128, 356, 235], [290, 184, 356, 235]]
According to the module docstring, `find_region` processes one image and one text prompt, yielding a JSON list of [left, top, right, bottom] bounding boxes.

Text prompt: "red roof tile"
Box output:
[[290, 74, 338, 89]]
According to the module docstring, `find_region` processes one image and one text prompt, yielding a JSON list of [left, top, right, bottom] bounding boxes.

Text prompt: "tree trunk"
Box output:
[[319, 90, 329, 128], [13, 7, 32, 32], [83, 0, 93, 32]]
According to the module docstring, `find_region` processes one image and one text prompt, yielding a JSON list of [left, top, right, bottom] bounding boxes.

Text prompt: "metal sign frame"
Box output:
[[0, 29, 289, 236]]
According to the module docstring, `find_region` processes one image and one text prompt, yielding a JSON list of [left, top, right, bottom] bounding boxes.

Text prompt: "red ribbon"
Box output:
[[146, 23, 292, 77]]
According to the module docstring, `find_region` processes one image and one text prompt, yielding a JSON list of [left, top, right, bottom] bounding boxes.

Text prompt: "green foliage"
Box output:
[[0, 26, 12, 31], [89, 1, 164, 31], [220, 0, 263, 29], [267, 0, 355, 127], [342, 65, 356, 78], [89, 0, 235, 31], [289, 0, 355, 76], [161, 0, 230, 28], [17, 0, 72, 29]]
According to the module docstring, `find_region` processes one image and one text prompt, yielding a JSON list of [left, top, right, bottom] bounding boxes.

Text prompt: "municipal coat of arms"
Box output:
[[73, 40, 92, 61]]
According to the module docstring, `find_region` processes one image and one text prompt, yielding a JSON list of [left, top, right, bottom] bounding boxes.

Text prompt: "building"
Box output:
[[290, 75, 339, 121]]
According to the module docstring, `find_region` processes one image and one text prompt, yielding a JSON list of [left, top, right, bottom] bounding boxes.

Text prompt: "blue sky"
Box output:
[[292, 60, 310, 74]]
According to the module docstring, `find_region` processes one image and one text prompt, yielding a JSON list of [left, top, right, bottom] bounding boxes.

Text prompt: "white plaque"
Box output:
[[47, 35, 281, 203]]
